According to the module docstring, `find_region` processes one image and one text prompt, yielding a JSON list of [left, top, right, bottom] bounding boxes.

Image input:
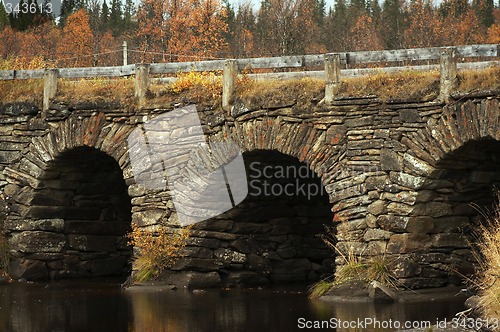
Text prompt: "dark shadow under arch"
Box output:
[[185, 149, 335, 286], [403, 138, 500, 288], [24, 146, 132, 279]]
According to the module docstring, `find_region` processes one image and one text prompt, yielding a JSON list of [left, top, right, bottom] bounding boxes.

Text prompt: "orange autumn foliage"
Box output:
[[57, 9, 94, 67]]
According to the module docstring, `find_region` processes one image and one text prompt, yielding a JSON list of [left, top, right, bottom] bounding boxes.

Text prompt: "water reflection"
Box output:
[[0, 281, 465, 332]]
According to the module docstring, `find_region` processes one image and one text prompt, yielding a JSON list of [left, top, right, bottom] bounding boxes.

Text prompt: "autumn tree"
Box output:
[[57, 9, 93, 66], [0, 1, 9, 30], [255, 0, 322, 55], [350, 13, 384, 50], [59, 0, 84, 26], [472, 0, 494, 27], [323, 0, 350, 51], [403, 0, 440, 47], [380, 0, 405, 49]]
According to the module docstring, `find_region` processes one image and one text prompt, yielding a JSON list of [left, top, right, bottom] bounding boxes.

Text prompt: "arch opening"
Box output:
[[410, 138, 500, 288], [184, 150, 335, 287], [24, 146, 132, 279]]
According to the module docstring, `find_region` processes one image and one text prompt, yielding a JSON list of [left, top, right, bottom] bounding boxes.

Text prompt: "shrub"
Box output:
[[127, 223, 191, 283], [309, 224, 397, 298], [168, 70, 222, 100], [475, 190, 500, 319]]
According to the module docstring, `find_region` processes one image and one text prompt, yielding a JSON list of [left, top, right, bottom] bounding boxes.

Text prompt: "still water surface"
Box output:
[[0, 280, 465, 332]]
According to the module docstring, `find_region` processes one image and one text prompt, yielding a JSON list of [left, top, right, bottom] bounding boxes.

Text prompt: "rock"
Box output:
[[132, 209, 165, 227], [380, 149, 402, 171], [9, 259, 48, 280], [68, 235, 118, 252], [164, 271, 221, 288], [364, 228, 392, 241], [368, 281, 397, 302], [10, 231, 65, 253], [387, 233, 431, 254], [214, 248, 246, 264], [367, 201, 385, 216]]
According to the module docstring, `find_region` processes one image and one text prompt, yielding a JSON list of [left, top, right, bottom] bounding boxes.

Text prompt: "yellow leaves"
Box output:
[[127, 223, 191, 283], [169, 70, 222, 99], [0, 55, 48, 70], [487, 24, 500, 43]]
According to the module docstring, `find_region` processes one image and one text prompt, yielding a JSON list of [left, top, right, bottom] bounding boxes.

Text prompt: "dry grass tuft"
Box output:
[[149, 71, 223, 105], [458, 66, 500, 94], [474, 190, 500, 320], [57, 77, 135, 103], [309, 224, 398, 299], [0, 80, 44, 105], [127, 223, 191, 283], [339, 69, 440, 101], [238, 77, 325, 108]]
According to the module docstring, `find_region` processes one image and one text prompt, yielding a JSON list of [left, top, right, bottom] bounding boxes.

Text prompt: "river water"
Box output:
[[0, 279, 466, 332]]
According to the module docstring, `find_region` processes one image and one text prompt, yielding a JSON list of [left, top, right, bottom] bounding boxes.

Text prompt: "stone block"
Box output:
[[367, 200, 385, 216], [431, 233, 467, 248], [245, 254, 272, 274], [9, 259, 48, 280], [132, 209, 164, 226], [386, 233, 431, 254], [380, 149, 402, 171], [411, 202, 452, 218], [405, 217, 435, 233], [10, 231, 65, 253], [403, 153, 435, 176], [389, 172, 425, 190], [326, 124, 347, 144], [365, 241, 387, 255], [387, 202, 413, 215], [364, 229, 392, 241], [392, 260, 421, 278], [214, 248, 246, 264], [5, 218, 65, 232], [68, 234, 118, 252]]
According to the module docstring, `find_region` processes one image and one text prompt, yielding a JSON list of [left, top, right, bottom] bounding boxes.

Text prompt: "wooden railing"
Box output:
[[0, 44, 498, 110]]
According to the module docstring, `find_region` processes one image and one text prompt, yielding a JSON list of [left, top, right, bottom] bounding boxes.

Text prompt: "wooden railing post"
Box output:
[[43, 68, 58, 111], [439, 47, 457, 103], [223, 59, 238, 112], [122, 41, 128, 66], [135, 64, 150, 102], [324, 53, 341, 104]]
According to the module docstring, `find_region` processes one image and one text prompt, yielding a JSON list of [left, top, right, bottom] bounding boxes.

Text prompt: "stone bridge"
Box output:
[[0, 92, 499, 289]]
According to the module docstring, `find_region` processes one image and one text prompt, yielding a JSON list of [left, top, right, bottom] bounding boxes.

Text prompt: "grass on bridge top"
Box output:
[[0, 66, 498, 108]]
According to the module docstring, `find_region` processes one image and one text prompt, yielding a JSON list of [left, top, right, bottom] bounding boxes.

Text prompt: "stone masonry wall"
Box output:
[[0, 93, 499, 288]]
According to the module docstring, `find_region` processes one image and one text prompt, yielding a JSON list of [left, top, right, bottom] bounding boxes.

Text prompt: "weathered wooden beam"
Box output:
[[58, 65, 135, 78], [439, 47, 458, 103], [324, 53, 341, 104], [150, 60, 225, 74], [135, 64, 150, 102], [222, 59, 238, 112], [43, 69, 58, 111]]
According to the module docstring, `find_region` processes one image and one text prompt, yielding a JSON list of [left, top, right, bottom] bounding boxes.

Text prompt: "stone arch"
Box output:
[[217, 115, 345, 200], [389, 98, 500, 288], [4, 113, 135, 280], [179, 148, 336, 286]]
